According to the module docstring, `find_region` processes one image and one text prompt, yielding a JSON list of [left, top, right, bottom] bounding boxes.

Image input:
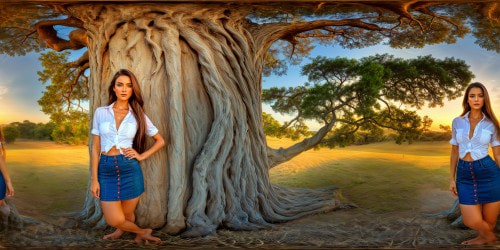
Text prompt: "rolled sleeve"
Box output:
[[145, 115, 159, 137], [492, 129, 500, 147], [91, 108, 101, 135]]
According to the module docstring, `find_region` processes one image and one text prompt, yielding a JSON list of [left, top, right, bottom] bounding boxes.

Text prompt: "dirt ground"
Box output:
[[0, 187, 487, 249]]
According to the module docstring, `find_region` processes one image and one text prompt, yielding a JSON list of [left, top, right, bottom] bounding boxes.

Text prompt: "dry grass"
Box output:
[[6, 138, 452, 216], [268, 138, 451, 213], [6, 139, 88, 217], [2, 138, 466, 248]]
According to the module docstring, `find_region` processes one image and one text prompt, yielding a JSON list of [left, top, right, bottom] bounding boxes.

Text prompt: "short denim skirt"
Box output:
[[456, 155, 500, 205], [0, 171, 5, 200], [98, 154, 144, 201]]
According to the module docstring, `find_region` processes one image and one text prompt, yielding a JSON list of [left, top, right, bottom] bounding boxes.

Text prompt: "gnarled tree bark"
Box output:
[[0, 198, 24, 230], [69, 3, 344, 236]]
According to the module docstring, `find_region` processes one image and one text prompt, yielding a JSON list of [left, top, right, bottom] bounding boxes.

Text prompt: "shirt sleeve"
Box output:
[[145, 114, 159, 137], [91, 108, 101, 136], [449, 118, 458, 146], [491, 128, 500, 147]]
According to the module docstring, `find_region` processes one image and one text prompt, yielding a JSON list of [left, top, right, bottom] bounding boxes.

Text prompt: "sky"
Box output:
[[262, 35, 500, 130], [0, 35, 499, 130]]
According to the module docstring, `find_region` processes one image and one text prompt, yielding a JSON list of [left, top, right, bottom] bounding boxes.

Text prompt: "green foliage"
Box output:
[[50, 111, 88, 145], [0, 5, 61, 56], [38, 51, 88, 114], [419, 124, 452, 142], [34, 122, 55, 140], [257, 3, 497, 76], [4, 120, 54, 141], [2, 125, 19, 143], [37, 51, 89, 145], [262, 112, 311, 140], [10, 120, 36, 139], [263, 54, 473, 147]]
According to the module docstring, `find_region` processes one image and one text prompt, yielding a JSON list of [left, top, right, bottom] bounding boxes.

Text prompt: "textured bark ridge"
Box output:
[[0, 198, 24, 230], [68, 3, 344, 236]]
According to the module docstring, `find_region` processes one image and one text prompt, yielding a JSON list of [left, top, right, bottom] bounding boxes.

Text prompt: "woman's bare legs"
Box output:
[[461, 203, 499, 245], [103, 197, 141, 240], [101, 200, 160, 243]]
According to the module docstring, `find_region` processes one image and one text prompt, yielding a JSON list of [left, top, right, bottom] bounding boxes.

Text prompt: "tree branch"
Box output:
[[281, 113, 301, 130], [267, 117, 336, 168], [479, 2, 499, 22], [34, 17, 87, 51], [69, 51, 89, 68], [254, 19, 389, 58]]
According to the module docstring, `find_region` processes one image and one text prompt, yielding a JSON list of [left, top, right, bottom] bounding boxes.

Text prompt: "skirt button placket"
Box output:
[[114, 156, 120, 200], [470, 162, 478, 203]]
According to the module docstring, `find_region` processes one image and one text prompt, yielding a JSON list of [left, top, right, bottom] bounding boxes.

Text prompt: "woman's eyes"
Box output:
[[116, 83, 133, 88]]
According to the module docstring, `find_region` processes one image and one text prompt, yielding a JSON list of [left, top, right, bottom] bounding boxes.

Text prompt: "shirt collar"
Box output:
[[462, 111, 487, 122], [105, 102, 132, 116], [106, 102, 132, 111]]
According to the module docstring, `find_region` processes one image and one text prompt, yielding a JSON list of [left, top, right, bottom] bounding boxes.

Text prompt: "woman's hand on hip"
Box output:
[[91, 180, 100, 199], [122, 148, 144, 161]]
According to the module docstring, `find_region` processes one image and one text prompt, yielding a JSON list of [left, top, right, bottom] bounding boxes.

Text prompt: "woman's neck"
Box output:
[[114, 100, 129, 110], [469, 110, 483, 120]]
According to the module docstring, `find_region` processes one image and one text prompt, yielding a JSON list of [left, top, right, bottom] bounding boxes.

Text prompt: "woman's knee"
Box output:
[[124, 212, 135, 222], [463, 217, 484, 229], [105, 214, 126, 228]]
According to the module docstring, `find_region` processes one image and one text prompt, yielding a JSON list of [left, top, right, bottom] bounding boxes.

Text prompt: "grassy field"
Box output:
[[6, 140, 89, 217], [4, 138, 452, 217], [268, 137, 451, 213]]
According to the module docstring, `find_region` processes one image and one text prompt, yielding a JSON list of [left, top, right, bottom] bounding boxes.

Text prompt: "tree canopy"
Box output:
[[264, 54, 473, 166], [1, 1, 499, 78]]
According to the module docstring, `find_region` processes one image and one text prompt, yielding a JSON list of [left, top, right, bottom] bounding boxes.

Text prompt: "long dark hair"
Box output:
[[108, 69, 148, 153], [0, 126, 5, 156], [460, 82, 500, 140]]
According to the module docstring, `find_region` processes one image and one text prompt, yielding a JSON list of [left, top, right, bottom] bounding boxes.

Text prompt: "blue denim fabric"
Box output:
[[98, 154, 144, 201], [456, 155, 500, 205], [0, 171, 5, 200]]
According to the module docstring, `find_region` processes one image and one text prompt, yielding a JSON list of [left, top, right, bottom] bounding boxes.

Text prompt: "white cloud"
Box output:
[[0, 85, 8, 100]]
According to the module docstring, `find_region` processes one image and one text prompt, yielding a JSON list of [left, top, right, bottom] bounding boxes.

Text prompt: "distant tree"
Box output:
[[419, 124, 453, 142], [2, 125, 19, 143], [49, 111, 88, 145], [33, 122, 55, 140], [263, 54, 473, 165], [10, 120, 36, 139]]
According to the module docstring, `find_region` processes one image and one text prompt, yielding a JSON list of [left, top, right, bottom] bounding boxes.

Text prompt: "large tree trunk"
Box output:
[[69, 3, 344, 236]]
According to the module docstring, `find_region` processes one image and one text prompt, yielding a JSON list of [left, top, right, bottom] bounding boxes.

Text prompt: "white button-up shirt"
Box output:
[[450, 111, 500, 160], [91, 103, 159, 154]]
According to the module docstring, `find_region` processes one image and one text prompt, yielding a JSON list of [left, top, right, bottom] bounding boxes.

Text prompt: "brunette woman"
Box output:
[[90, 69, 165, 243], [449, 82, 500, 245]]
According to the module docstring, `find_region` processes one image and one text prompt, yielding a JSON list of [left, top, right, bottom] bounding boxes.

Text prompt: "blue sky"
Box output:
[[263, 35, 500, 130], [0, 35, 499, 129]]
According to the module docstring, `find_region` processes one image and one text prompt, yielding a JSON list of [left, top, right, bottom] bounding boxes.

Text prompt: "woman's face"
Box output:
[[467, 87, 484, 111], [113, 75, 133, 102]]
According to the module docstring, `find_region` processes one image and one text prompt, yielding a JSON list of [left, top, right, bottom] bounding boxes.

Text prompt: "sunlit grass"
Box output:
[[6, 140, 88, 217], [5, 138, 453, 216], [268, 137, 451, 213]]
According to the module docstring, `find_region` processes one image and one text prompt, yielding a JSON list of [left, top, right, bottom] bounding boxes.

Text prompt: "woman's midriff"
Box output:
[[461, 152, 474, 162], [101, 146, 121, 156]]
